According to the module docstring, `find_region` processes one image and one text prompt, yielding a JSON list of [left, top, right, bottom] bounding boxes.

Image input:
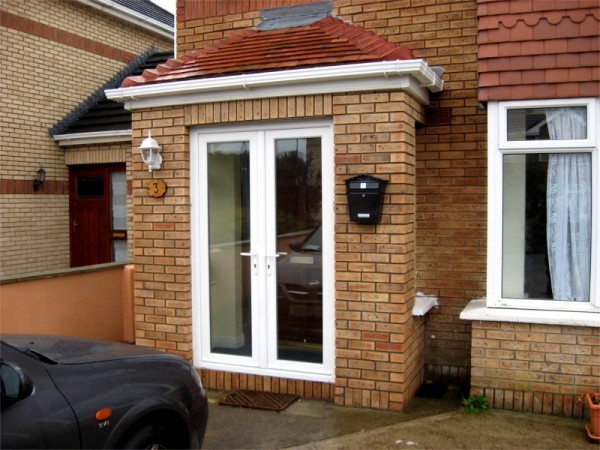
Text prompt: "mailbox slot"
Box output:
[[345, 175, 387, 224]]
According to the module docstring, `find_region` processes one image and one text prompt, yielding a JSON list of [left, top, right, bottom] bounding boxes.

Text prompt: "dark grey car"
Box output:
[[0, 335, 208, 449]]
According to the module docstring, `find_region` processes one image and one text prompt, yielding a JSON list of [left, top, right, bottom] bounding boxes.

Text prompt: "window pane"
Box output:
[[502, 153, 591, 301], [507, 106, 587, 141]]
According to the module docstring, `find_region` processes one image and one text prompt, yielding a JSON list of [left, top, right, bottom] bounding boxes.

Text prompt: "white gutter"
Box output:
[[77, 0, 173, 39], [53, 130, 132, 146], [105, 59, 444, 110]]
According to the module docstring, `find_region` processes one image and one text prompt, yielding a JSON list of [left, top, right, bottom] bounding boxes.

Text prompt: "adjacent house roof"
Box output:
[[112, 0, 174, 27], [52, 50, 173, 145], [121, 16, 415, 88], [78, 0, 174, 38], [478, 0, 600, 101]]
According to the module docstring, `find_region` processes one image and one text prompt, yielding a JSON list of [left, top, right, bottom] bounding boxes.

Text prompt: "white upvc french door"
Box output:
[[191, 120, 334, 382]]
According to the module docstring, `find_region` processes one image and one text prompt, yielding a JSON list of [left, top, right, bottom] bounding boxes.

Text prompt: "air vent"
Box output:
[[426, 107, 452, 126]]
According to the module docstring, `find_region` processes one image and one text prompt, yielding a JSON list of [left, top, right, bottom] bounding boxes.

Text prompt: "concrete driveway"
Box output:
[[201, 388, 593, 449]]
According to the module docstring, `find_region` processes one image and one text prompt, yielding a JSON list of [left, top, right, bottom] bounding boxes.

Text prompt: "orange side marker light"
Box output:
[[95, 408, 112, 421]]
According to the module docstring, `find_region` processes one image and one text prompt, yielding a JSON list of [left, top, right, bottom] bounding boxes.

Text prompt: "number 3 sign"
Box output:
[[146, 180, 167, 198]]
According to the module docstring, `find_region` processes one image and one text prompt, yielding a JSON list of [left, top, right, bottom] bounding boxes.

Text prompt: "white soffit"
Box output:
[[105, 60, 444, 110], [53, 130, 132, 146]]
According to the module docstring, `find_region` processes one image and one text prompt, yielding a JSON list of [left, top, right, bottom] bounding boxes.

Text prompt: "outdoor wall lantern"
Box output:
[[33, 166, 46, 191], [139, 131, 162, 172], [345, 174, 387, 224]]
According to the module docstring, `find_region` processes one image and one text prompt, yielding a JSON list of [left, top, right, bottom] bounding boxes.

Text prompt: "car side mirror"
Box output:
[[289, 241, 302, 252], [1, 362, 33, 409]]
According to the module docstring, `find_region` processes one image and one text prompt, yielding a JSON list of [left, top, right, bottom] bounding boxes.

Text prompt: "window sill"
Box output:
[[460, 299, 600, 327]]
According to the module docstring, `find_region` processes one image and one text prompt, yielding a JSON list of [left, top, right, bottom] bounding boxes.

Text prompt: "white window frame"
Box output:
[[487, 97, 600, 317], [190, 119, 335, 382]]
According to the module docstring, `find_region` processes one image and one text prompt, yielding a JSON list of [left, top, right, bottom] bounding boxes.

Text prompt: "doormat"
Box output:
[[416, 382, 448, 399], [218, 390, 299, 412]]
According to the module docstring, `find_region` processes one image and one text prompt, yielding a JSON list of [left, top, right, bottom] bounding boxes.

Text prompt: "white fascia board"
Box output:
[[105, 59, 444, 110], [77, 0, 173, 39], [53, 130, 132, 146]]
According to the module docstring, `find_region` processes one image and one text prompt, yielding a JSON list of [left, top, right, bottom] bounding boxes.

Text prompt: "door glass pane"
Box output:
[[112, 240, 128, 262], [77, 176, 103, 198], [275, 138, 323, 363], [208, 142, 252, 356], [111, 172, 127, 230]]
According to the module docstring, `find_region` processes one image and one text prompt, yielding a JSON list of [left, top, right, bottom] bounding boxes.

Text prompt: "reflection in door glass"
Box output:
[[275, 138, 323, 363], [207, 142, 252, 356]]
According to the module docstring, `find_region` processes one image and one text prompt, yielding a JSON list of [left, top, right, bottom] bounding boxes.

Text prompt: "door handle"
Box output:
[[240, 252, 258, 275], [265, 253, 286, 276]]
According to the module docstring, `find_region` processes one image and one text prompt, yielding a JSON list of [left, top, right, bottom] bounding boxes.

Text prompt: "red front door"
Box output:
[[69, 165, 127, 267]]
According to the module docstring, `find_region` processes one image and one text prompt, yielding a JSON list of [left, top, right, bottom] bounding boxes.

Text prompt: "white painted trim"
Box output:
[[77, 0, 173, 39], [191, 120, 335, 382], [486, 98, 600, 312], [53, 130, 131, 146], [460, 299, 600, 327], [105, 59, 444, 109]]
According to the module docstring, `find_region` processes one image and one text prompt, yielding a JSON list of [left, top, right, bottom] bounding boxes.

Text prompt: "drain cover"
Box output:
[[218, 390, 299, 411]]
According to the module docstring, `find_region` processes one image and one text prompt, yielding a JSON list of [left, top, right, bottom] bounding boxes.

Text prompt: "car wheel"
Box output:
[[120, 424, 183, 450]]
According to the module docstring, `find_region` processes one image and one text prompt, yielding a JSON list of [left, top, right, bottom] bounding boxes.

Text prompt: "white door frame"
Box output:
[[190, 119, 335, 382]]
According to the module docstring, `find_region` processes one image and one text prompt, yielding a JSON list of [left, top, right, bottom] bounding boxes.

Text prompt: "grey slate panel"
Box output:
[[257, 0, 332, 31]]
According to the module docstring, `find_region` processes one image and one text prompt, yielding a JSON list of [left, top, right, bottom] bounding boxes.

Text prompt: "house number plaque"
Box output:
[[146, 180, 167, 198]]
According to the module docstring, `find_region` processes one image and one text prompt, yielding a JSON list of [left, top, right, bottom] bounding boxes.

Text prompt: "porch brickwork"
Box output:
[[332, 91, 426, 410], [163, 0, 483, 409], [133, 91, 426, 410]]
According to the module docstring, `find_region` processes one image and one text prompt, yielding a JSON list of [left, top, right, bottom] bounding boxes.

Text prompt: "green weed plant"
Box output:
[[462, 395, 489, 413]]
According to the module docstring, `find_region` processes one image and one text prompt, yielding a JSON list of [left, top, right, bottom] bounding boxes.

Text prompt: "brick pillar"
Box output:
[[132, 106, 193, 360], [333, 91, 426, 411]]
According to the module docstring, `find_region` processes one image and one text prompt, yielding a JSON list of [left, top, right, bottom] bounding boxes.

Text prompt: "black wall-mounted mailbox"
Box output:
[[345, 175, 387, 224]]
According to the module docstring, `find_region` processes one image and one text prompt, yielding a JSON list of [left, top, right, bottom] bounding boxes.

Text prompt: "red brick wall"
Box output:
[[335, 0, 484, 384], [402, 1, 484, 384], [177, 0, 321, 53], [471, 322, 600, 418]]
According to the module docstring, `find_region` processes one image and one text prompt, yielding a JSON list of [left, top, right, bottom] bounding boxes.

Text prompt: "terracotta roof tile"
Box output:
[[122, 17, 414, 88], [478, 1, 599, 101]]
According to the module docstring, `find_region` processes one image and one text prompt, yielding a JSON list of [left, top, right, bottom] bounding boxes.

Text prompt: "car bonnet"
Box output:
[[1, 335, 167, 364]]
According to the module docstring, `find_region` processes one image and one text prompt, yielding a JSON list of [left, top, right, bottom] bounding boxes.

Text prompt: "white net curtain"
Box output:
[[545, 107, 591, 301]]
